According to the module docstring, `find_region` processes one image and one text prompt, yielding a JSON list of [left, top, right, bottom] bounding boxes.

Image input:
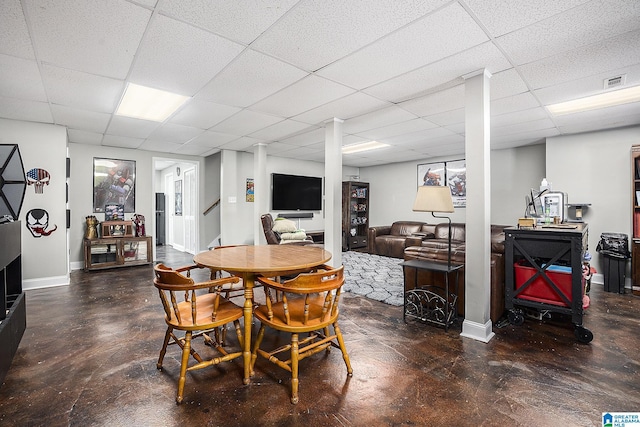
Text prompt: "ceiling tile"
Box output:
[[491, 92, 540, 115], [160, 0, 298, 45], [492, 118, 557, 138], [552, 101, 640, 133], [67, 129, 103, 145], [344, 106, 419, 134], [519, 29, 640, 90], [317, 3, 489, 89], [51, 104, 110, 133], [102, 134, 144, 149], [148, 123, 204, 144], [25, 0, 151, 78], [534, 63, 640, 105], [41, 64, 124, 113], [249, 119, 314, 141], [364, 42, 511, 103], [187, 130, 238, 148], [210, 110, 283, 135], [250, 75, 355, 118], [138, 139, 183, 153], [129, 14, 244, 95], [388, 126, 459, 146], [0, 54, 47, 101], [491, 107, 550, 128], [354, 118, 439, 141], [464, 0, 590, 37], [399, 85, 465, 117], [490, 68, 529, 100], [219, 136, 264, 151], [174, 143, 213, 156], [496, 0, 640, 65], [251, 0, 451, 71], [0, 96, 52, 123], [106, 116, 160, 139], [197, 50, 308, 108], [278, 128, 325, 147], [292, 92, 390, 125], [424, 108, 465, 127], [169, 99, 240, 129], [0, 0, 35, 59]]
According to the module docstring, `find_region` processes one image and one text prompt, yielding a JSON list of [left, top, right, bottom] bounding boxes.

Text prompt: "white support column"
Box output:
[[325, 118, 344, 267], [461, 69, 494, 343], [253, 143, 268, 245]]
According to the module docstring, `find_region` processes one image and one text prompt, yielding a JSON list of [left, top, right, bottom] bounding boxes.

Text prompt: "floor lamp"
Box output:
[[413, 185, 455, 269]]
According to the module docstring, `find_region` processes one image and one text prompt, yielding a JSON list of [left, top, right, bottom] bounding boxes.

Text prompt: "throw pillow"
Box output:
[[280, 230, 307, 241], [272, 218, 297, 233]]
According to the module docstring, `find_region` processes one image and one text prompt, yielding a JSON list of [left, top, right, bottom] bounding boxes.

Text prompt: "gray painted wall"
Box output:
[[546, 126, 640, 282]]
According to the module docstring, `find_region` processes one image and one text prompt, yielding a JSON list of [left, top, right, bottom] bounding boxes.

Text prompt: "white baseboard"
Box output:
[[70, 260, 84, 271], [460, 319, 495, 343], [23, 274, 70, 290]]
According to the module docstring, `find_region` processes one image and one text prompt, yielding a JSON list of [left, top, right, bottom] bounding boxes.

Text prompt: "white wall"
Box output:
[[216, 149, 359, 245], [546, 126, 640, 282], [0, 119, 68, 289], [68, 143, 205, 266], [360, 145, 546, 228], [491, 144, 546, 225]]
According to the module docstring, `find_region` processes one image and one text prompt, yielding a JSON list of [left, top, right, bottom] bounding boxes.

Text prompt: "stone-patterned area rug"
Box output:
[[341, 251, 404, 306]]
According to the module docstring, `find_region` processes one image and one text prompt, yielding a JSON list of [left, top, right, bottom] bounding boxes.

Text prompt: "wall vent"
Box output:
[[604, 74, 626, 90]]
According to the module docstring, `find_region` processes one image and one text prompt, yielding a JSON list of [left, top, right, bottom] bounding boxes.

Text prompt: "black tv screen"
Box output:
[[271, 173, 322, 211]]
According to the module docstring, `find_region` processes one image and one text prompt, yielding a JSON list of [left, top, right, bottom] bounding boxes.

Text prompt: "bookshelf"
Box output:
[[342, 181, 369, 251], [632, 146, 640, 295]]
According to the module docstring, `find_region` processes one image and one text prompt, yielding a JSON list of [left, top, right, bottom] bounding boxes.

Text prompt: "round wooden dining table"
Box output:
[[193, 244, 332, 384]]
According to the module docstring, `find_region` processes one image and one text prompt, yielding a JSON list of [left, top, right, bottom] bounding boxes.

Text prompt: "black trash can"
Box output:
[[596, 233, 630, 293]]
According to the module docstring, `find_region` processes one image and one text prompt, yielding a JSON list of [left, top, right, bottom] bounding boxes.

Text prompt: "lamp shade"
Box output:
[[413, 185, 454, 213]]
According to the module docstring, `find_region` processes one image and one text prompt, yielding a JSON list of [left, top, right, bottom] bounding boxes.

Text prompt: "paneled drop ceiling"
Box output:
[[1, 0, 639, 167]]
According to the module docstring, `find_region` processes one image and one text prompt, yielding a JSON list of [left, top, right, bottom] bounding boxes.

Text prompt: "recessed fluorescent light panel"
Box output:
[[342, 141, 390, 154], [116, 83, 190, 122], [546, 85, 640, 115]]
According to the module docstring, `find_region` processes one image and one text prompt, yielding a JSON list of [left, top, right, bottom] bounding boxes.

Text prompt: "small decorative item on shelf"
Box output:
[[101, 220, 134, 238], [133, 214, 146, 237], [85, 215, 98, 239]]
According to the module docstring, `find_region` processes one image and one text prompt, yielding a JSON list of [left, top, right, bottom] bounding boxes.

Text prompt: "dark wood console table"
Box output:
[[401, 259, 463, 331]]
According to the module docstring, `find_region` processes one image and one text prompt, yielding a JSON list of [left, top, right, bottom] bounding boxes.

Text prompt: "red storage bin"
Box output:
[[514, 261, 582, 307]]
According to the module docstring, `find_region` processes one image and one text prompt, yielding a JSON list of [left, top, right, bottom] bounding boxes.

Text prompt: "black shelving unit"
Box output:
[[0, 221, 26, 384], [504, 224, 592, 343]]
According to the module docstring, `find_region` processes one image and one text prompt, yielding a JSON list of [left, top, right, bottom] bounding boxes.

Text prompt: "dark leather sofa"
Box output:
[[367, 221, 433, 259], [260, 213, 315, 245], [402, 222, 510, 322]]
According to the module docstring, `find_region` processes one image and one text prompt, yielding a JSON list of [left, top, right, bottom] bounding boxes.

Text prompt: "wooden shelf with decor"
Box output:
[[101, 220, 134, 238], [342, 181, 369, 251], [632, 145, 640, 296], [83, 236, 153, 271]]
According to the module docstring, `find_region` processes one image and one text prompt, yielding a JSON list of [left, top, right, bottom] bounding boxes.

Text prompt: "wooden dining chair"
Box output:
[[153, 263, 244, 404], [251, 265, 353, 404]]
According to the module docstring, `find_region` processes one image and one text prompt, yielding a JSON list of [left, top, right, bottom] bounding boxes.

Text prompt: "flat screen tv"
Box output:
[[271, 173, 322, 211]]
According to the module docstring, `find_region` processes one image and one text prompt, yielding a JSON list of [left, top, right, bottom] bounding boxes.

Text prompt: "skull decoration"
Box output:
[[26, 168, 51, 194], [26, 208, 57, 237]]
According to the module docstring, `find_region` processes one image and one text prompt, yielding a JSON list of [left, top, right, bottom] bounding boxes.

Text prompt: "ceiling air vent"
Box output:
[[604, 74, 626, 90]]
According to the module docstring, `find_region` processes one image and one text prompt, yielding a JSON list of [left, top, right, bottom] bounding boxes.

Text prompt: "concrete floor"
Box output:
[[0, 245, 638, 427]]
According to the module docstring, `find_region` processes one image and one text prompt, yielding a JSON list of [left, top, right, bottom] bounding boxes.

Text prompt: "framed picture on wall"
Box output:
[[447, 159, 466, 208], [93, 158, 136, 213], [175, 180, 182, 216], [417, 162, 445, 187]]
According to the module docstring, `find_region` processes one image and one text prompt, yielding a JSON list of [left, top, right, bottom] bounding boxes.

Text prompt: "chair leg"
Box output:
[[290, 333, 299, 404], [250, 324, 266, 374], [334, 322, 353, 376], [176, 331, 192, 404], [323, 327, 331, 353], [157, 327, 173, 370]]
